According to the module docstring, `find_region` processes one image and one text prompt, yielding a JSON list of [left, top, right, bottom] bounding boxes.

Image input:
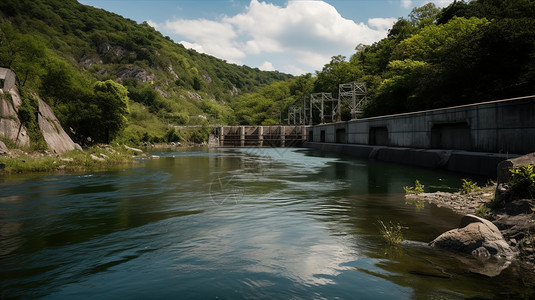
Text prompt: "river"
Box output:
[[1, 147, 533, 299]]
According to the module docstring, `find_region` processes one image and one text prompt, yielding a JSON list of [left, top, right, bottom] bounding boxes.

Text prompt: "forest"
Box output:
[[1, 0, 534, 146]]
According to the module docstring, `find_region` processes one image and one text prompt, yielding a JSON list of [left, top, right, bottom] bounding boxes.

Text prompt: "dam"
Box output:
[[214, 96, 535, 177]]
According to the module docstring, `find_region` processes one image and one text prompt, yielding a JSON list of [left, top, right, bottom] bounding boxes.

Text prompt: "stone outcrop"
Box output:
[[0, 89, 30, 148], [0, 67, 17, 91], [116, 65, 154, 83], [429, 215, 515, 259], [0, 140, 7, 154], [496, 152, 535, 184], [37, 96, 77, 154]]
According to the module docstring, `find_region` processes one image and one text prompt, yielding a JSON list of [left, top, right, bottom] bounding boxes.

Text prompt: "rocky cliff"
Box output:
[[0, 89, 30, 148], [0, 68, 77, 154]]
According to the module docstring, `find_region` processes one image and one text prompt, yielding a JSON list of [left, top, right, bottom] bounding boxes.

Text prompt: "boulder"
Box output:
[[0, 140, 7, 154], [497, 152, 535, 185], [429, 215, 515, 259], [0, 90, 30, 148], [37, 97, 77, 154]]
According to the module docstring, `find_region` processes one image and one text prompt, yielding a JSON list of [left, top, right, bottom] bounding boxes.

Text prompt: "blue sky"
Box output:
[[79, 0, 454, 75]]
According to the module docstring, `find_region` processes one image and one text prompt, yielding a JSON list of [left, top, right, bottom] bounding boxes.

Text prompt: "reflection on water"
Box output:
[[0, 147, 533, 299]]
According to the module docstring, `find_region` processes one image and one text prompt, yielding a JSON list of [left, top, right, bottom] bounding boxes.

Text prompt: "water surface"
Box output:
[[1, 148, 533, 299]]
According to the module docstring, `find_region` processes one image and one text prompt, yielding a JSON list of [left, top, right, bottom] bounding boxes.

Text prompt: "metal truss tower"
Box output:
[[287, 106, 303, 125], [338, 82, 367, 120], [310, 92, 338, 124]]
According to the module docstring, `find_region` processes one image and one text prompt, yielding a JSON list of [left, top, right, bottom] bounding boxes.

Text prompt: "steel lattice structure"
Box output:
[[309, 92, 338, 124], [287, 105, 304, 125], [338, 81, 367, 120]]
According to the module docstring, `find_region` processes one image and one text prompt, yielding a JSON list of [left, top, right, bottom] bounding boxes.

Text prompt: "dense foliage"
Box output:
[[233, 0, 535, 123], [0, 0, 291, 144]]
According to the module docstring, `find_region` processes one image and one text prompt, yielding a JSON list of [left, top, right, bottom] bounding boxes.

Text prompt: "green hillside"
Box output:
[[0, 0, 291, 145], [233, 0, 535, 124]]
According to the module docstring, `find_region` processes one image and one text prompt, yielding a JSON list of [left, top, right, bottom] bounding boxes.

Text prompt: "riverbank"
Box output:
[[0, 144, 143, 174], [406, 186, 535, 264]]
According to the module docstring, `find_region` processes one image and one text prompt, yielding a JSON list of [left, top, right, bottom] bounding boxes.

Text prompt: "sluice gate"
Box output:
[[215, 125, 306, 147]]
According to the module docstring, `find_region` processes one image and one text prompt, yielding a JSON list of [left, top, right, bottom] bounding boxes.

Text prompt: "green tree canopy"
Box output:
[[92, 80, 130, 142]]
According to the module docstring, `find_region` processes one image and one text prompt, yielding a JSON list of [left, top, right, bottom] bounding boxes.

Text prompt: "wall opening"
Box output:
[[308, 130, 313, 142], [336, 128, 346, 144], [369, 126, 388, 145], [320, 130, 326, 143], [431, 122, 471, 150]]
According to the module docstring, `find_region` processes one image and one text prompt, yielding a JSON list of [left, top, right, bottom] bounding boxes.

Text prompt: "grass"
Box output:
[[403, 179, 424, 194], [378, 220, 405, 245], [475, 205, 491, 219], [0, 144, 140, 174]]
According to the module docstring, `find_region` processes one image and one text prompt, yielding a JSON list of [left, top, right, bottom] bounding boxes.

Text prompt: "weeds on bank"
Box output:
[[460, 179, 479, 194], [378, 220, 405, 245], [509, 164, 535, 199], [475, 205, 491, 219], [0, 144, 138, 174], [404, 180, 424, 194]]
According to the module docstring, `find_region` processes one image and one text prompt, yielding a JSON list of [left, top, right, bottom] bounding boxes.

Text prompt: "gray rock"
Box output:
[[429, 214, 515, 259], [497, 152, 535, 185], [37, 97, 77, 154], [116, 66, 153, 83], [90, 154, 104, 161], [0, 140, 7, 154]]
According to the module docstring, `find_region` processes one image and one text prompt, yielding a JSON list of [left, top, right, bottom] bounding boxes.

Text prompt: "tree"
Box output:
[[92, 80, 130, 143], [408, 3, 440, 28], [0, 23, 46, 86]]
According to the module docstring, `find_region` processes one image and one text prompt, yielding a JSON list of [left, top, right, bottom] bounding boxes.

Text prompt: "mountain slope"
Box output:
[[0, 0, 292, 145]]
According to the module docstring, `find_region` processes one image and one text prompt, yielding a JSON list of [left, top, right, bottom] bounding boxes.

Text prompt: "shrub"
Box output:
[[460, 179, 479, 194], [509, 164, 535, 199], [475, 205, 490, 219], [404, 179, 424, 194]]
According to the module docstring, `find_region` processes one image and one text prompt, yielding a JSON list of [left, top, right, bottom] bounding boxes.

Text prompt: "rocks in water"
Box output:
[[429, 215, 517, 277], [429, 215, 515, 259]]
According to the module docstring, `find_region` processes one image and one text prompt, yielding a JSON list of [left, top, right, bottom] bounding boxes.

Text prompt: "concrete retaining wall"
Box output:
[[303, 142, 518, 177], [309, 96, 535, 155]]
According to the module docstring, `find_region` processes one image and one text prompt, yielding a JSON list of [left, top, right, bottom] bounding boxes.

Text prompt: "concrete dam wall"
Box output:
[[308, 96, 535, 155], [217, 125, 306, 147], [305, 96, 535, 177]]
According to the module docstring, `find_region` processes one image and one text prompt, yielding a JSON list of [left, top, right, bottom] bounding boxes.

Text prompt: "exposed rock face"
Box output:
[[116, 66, 153, 83], [79, 54, 102, 69], [188, 91, 202, 102], [0, 67, 17, 91], [429, 215, 515, 259], [0, 140, 7, 154], [496, 152, 535, 184], [37, 97, 77, 154], [0, 90, 30, 148]]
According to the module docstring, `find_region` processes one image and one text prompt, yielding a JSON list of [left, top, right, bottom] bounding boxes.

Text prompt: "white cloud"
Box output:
[[427, 0, 455, 7], [146, 19, 159, 30], [401, 0, 412, 8], [164, 18, 245, 62], [368, 18, 398, 31], [259, 61, 275, 71], [180, 41, 205, 53], [159, 0, 395, 74]]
